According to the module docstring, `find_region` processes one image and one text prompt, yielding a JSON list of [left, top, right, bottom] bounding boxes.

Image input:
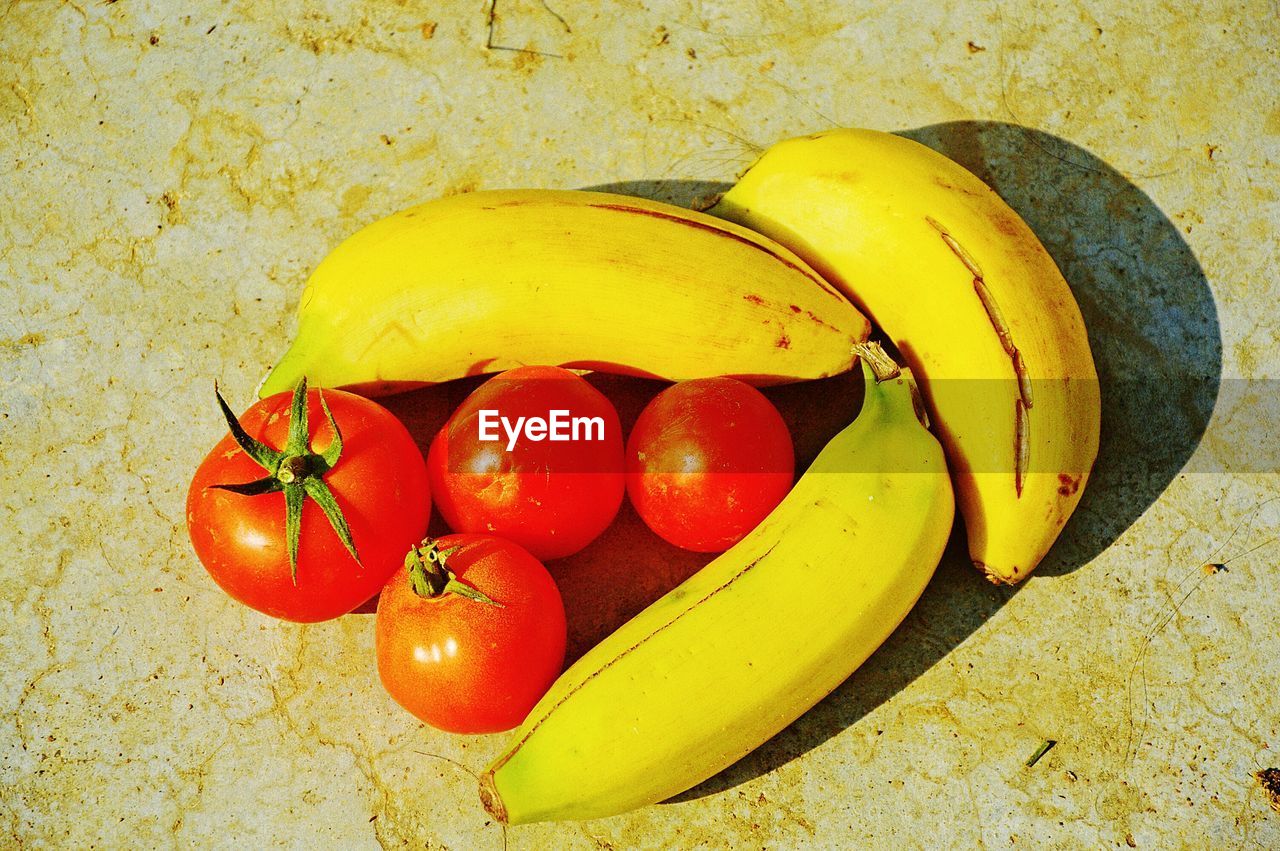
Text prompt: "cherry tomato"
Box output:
[[375, 535, 567, 733], [427, 366, 625, 560], [187, 382, 431, 622], [626, 378, 794, 552]]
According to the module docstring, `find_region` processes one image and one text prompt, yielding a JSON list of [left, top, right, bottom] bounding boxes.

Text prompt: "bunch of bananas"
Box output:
[[262, 128, 1099, 822]]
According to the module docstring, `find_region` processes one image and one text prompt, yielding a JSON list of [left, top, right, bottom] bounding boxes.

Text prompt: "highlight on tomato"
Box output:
[[186, 378, 431, 622], [375, 534, 567, 734], [626, 377, 794, 552], [427, 365, 625, 560]]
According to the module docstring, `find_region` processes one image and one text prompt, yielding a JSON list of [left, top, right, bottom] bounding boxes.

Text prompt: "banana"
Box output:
[[710, 129, 1100, 584], [478, 343, 954, 824], [258, 189, 869, 397]]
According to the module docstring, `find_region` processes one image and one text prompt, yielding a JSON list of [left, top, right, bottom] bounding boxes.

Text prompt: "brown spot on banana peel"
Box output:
[[927, 217, 1033, 497], [590, 203, 848, 304], [974, 282, 1031, 495], [743, 294, 842, 333], [973, 282, 1035, 410], [1015, 398, 1029, 497], [932, 176, 984, 199], [1012, 349, 1034, 410], [910, 381, 931, 428], [805, 310, 838, 331], [479, 774, 507, 823], [973, 279, 1016, 358], [926, 216, 983, 278], [482, 542, 781, 788], [977, 560, 1023, 585]]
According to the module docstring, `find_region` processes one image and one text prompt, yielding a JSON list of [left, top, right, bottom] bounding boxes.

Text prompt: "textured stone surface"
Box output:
[[2, 0, 1277, 847]]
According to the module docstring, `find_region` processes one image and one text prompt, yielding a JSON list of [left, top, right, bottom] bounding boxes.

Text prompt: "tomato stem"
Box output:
[[208, 377, 361, 583], [404, 539, 502, 607], [277, 455, 310, 484], [406, 541, 450, 596]]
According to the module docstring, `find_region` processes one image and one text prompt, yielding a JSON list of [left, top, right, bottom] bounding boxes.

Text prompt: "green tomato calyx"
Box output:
[[405, 539, 502, 607], [208, 377, 361, 583]]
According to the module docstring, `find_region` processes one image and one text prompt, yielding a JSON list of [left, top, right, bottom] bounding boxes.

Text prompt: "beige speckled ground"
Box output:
[[3, 1, 1278, 847]]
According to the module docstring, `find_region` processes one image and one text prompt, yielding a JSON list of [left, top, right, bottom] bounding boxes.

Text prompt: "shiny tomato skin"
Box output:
[[186, 389, 431, 623], [375, 534, 567, 733], [626, 378, 794, 552], [427, 366, 624, 560]]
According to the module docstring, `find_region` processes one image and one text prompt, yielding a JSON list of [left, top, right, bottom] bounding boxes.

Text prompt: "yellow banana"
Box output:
[[479, 343, 954, 824], [711, 129, 1100, 584], [258, 189, 869, 397]]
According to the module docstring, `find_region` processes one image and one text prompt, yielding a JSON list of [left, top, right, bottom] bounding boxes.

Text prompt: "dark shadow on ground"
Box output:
[[667, 526, 1012, 802], [596, 122, 1217, 801], [369, 369, 871, 665], [579, 180, 732, 210], [899, 122, 1220, 576]]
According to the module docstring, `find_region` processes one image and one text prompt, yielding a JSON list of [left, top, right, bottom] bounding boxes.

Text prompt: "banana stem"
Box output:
[[478, 772, 507, 823], [852, 341, 931, 428], [852, 341, 901, 383]]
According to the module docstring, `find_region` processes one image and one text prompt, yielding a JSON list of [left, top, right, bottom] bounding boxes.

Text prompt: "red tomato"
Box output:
[[626, 378, 794, 552], [427, 366, 624, 560], [375, 534, 567, 733], [187, 384, 431, 622]]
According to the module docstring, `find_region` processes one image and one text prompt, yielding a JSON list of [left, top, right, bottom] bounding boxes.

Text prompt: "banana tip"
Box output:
[[975, 561, 1019, 586], [254, 367, 277, 400], [478, 772, 508, 824]]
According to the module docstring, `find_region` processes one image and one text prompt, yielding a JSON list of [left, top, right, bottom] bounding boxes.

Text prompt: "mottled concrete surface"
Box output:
[[2, 0, 1278, 847]]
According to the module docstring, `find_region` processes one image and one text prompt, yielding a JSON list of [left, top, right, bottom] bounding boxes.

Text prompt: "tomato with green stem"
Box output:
[[376, 535, 566, 734], [186, 378, 431, 622]]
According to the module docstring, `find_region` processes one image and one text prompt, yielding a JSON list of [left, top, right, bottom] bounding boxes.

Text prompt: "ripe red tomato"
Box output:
[[187, 382, 431, 622], [375, 535, 567, 733], [626, 378, 794, 552], [427, 366, 624, 560]]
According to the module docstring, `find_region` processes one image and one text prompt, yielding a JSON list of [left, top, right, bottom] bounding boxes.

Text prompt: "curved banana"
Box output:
[[258, 189, 869, 397], [478, 344, 954, 824], [711, 129, 1099, 584]]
